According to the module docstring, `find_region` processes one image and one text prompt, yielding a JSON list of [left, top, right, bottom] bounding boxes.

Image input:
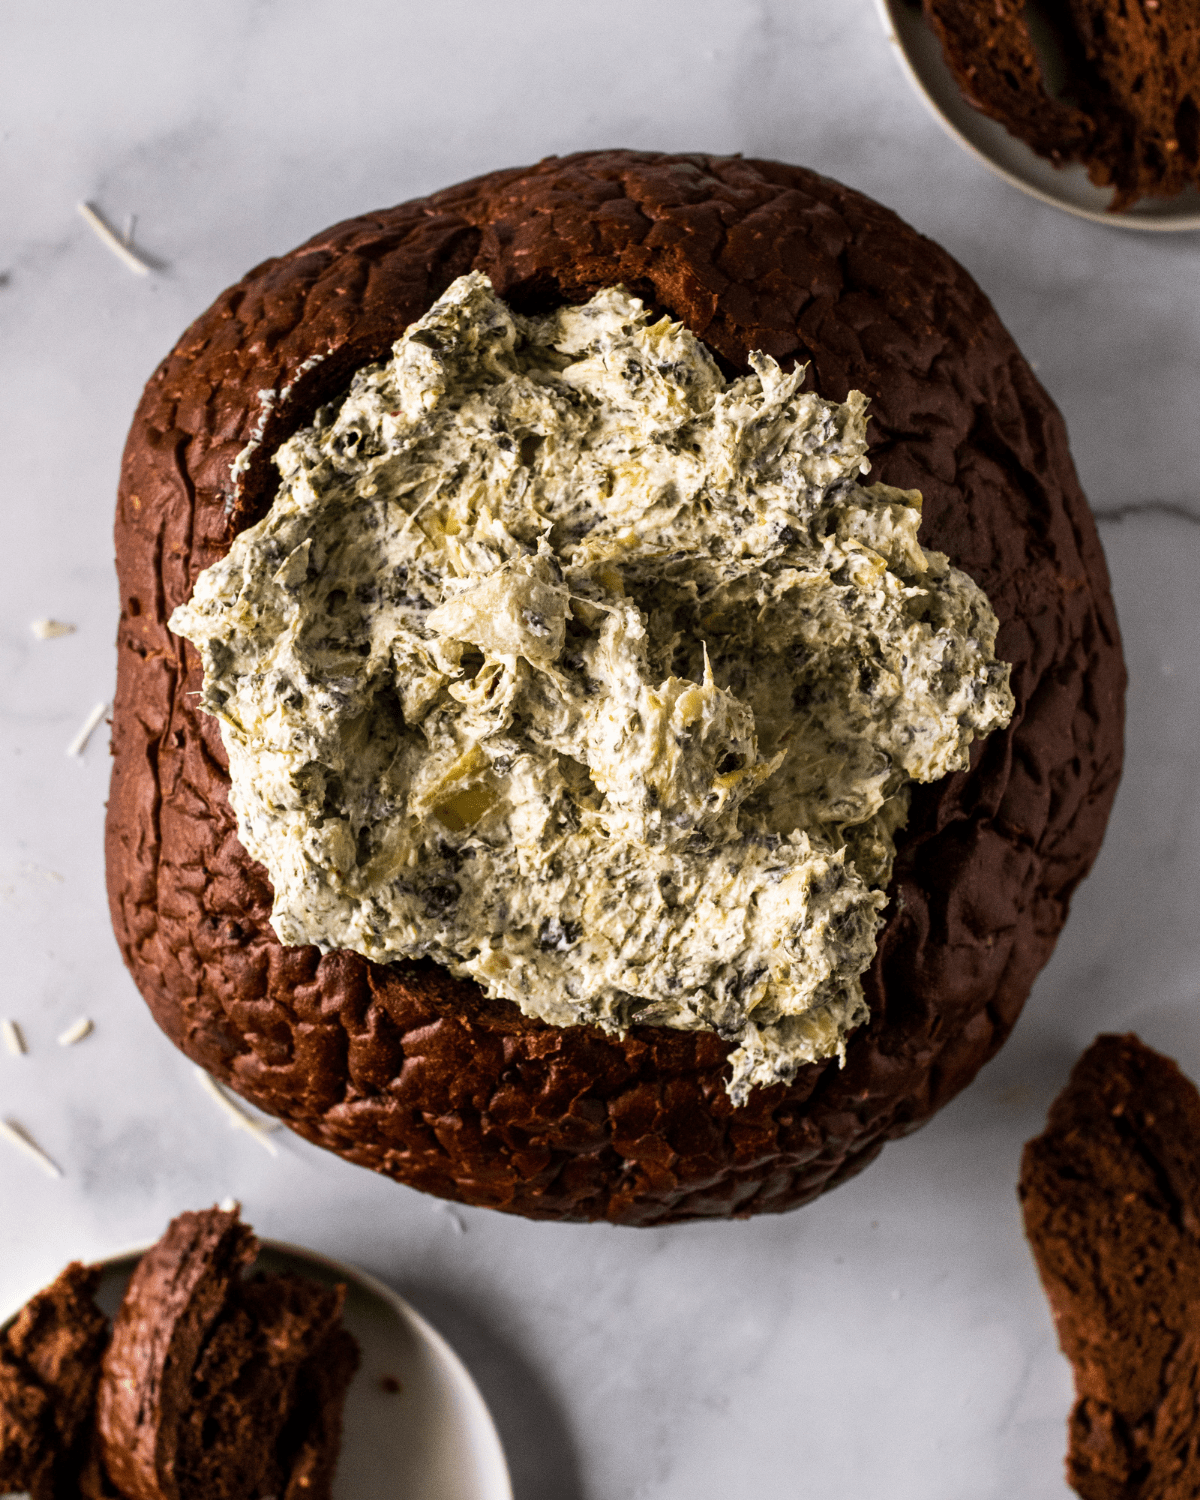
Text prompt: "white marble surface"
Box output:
[[2, 3, 1198, 1496]]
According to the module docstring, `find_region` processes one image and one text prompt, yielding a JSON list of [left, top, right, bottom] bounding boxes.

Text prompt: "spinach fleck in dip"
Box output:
[[171, 273, 1014, 1104]]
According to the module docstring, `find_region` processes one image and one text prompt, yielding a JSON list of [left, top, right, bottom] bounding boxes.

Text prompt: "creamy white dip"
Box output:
[[171, 273, 1013, 1104]]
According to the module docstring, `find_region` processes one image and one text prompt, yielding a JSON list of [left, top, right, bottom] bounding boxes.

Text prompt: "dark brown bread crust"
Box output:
[[1020, 1035, 1200, 1499], [0, 1262, 108, 1500], [924, 0, 1200, 210], [105, 149, 1125, 1225], [96, 1207, 258, 1500], [94, 1208, 356, 1500]]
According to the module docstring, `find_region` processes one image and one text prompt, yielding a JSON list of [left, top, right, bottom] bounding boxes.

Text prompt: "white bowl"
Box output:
[[2, 1240, 513, 1500], [876, 0, 1200, 231]]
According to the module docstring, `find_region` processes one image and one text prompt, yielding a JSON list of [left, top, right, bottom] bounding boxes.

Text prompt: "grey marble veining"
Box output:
[[2, 3, 1198, 1497]]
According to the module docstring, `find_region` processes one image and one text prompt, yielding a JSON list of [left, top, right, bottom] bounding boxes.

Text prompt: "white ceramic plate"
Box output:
[[2, 1241, 513, 1500], [877, 0, 1200, 231]]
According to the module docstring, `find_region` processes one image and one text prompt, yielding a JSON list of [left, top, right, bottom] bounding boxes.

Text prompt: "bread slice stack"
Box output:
[[924, 0, 1200, 208], [0, 1206, 358, 1500], [1021, 1034, 1200, 1497]]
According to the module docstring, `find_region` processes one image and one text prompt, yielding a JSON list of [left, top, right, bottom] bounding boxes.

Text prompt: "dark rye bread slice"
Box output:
[[1064, 0, 1200, 205], [924, 0, 1200, 210], [94, 1208, 256, 1499], [0, 1262, 108, 1500], [1020, 1034, 1200, 1499], [275, 1323, 362, 1500], [0, 1212, 358, 1500], [921, 0, 1094, 165], [106, 149, 1126, 1225], [164, 1278, 356, 1500], [93, 1207, 357, 1500]]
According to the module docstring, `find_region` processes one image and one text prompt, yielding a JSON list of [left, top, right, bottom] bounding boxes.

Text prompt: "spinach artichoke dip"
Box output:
[[170, 272, 1014, 1104]]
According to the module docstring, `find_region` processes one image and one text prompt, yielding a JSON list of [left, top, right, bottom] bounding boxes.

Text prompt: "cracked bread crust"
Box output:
[[105, 150, 1125, 1225]]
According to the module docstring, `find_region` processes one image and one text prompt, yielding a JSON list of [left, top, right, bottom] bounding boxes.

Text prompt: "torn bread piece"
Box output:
[[1020, 1034, 1200, 1499], [0, 1208, 359, 1500]]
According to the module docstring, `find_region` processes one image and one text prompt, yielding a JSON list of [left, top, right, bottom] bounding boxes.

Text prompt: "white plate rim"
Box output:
[[875, 0, 1200, 232], [1, 1237, 514, 1500]]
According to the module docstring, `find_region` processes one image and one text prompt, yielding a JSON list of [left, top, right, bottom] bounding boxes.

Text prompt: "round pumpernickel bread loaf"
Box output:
[[105, 150, 1125, 1225]]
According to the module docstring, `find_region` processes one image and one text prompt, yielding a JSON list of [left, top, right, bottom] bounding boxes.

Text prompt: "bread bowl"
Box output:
[[105, 150, 1125, 1224]]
